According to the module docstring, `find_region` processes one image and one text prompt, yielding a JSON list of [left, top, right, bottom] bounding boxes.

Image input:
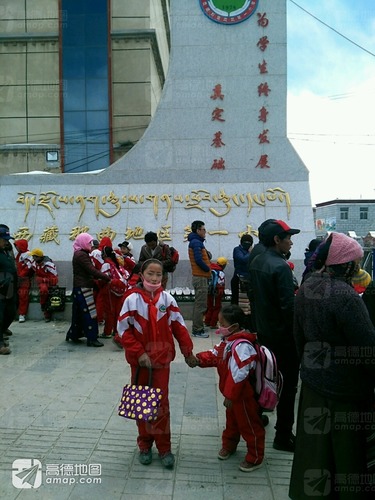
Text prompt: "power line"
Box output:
[[289, 0, 375, 58]]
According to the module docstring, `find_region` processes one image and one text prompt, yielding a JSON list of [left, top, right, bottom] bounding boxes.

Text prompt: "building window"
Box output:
[[360, 207, 368, 220], [340, 207, 349, 220], [61, 0, 110, 173]]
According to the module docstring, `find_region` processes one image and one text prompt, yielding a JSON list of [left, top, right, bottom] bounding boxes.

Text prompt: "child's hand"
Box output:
[[185, 354, 199, 368], [223, 398, 232, 409], [138, 353, 152, 368]]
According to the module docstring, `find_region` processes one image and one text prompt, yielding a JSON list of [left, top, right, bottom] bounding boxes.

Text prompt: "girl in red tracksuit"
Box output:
[[196, 304, 265, 473], [117, 258, 196, 469], [100, 246, 128, 338]]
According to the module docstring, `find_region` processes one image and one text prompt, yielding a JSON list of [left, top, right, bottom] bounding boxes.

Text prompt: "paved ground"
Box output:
[[0, 319, 294, 499]]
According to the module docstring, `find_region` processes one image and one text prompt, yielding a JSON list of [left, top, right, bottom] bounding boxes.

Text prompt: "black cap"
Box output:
[[262, 220, 300, 239], [0, 227, 14, 240], [118, 241, 129, 248]]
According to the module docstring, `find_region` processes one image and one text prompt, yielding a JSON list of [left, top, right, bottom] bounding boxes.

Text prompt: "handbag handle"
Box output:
[[133, 366, 152, 387]]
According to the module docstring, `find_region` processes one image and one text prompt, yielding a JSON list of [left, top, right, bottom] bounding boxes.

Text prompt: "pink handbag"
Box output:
[[118, 367, 163, 422]]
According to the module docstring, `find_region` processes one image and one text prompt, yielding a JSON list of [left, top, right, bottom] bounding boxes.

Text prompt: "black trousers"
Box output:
[[0, 296, 17, 346], [261, 338, 300, 436]]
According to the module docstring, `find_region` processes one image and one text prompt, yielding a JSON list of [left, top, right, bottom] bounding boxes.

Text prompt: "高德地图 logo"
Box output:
[[12, 459, 42, 489], [199, 0, 259, 25]]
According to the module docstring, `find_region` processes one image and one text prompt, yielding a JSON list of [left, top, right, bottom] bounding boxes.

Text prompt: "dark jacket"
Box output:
[[0, 248, 17, 299], [363, 280, 375, 327], [138, 242, 172, 275], [73, 249, 110, 288], [187, 232, 211, 277], [248, 247, 295, 347], [294, 272, 375, 402], [233, 244, 250, 279]]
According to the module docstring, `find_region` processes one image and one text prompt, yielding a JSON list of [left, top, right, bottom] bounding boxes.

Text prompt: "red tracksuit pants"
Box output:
[[17, 277, 31, 315], [130, 365, 171, 455], [36, 276, 58, 317], [205, 293, 223, 328], [222, 385, 265, 464], [102, 288, 125, 336]]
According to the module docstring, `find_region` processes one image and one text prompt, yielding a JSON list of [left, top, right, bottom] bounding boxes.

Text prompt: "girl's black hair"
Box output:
[[141, 258, 163, 273], [102, 246, 119, 268], [220, 304, 247, 328]]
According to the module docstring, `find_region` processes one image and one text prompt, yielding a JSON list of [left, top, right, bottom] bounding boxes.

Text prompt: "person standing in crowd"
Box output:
[[188, 220, 212, 338], [138, 232, 172, 289], [116, 241, 136, 275], [66, 233, 111, 347], [90, 236, 112, 324], [289, 232, 375, 499], [231, 234, 253, 306], [300, 238, 321, 284], [195, 304, 265, 472], [0, 226, 17, 355], [247, 219, 277, 269], [205, 256, 227, 329], [14, 239, 34, 323], [117, 258, 196, 469], [29, 248, 59, 322], [248, 219, 300, 452], [99, 246, 127, 339]]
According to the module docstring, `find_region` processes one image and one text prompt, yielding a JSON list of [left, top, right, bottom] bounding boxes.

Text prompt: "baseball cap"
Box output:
[[262, 220, 300, 239], [29, 248, 44, 257], [0, 227, 14, 240]]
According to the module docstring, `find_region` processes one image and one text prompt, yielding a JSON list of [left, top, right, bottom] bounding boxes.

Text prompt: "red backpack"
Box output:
[[162, 245, 179, 273], [231, 339, 283, 411]]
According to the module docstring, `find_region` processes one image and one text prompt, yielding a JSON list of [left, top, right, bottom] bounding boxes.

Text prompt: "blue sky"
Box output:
[[286, 0, 375, 204]]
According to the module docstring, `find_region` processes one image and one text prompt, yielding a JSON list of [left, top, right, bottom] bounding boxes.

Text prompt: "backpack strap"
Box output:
[[230, 339, 257, 369]]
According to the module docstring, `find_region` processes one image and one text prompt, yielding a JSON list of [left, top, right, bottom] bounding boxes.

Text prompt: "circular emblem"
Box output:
[[159, 305, 167, 313], [199, 0, 259, 25]]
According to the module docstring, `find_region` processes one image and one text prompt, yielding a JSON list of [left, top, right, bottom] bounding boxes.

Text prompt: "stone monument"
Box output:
[[0, 0, 315, 289]]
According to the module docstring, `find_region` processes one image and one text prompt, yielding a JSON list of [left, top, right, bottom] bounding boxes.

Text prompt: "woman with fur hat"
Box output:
[[289, 232, 375, 499]]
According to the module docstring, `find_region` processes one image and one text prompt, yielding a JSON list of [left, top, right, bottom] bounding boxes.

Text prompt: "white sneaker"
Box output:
[[19, 315, 26, 323]]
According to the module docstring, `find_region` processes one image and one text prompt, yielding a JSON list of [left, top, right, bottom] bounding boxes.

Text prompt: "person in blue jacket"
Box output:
[[230, 234, 253, 305]]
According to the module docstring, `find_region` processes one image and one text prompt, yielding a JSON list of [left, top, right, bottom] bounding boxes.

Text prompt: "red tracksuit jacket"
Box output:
[[117, 285, 193, 368], [197, 330, 257, 401]]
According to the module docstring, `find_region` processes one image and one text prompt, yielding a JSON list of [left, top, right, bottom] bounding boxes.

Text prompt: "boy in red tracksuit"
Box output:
[[205, 256, 227, 329], [30, 248, 58, 322], [14, 239, 34, 322], [195, 304, 265, 472], [117, 258, 196, 469]]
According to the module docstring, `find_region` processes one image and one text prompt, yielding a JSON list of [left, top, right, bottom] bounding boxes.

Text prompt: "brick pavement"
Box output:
[[0, 319, 294, 499]]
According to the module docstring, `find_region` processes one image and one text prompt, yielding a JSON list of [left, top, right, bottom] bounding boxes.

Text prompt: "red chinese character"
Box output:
[[258, 106, 268, 123], [258, 129, 270, 144], [211, 158, 225, 170], [210, 84, 224, 100], [211, 107, 225, 122], [256, 154, 270, 169], [258, 82, 271, 96], [258, 59, 268, 74], [257, 36, 269, 52], [211, 131, 225, 148], [257, 13, 269, 28]]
